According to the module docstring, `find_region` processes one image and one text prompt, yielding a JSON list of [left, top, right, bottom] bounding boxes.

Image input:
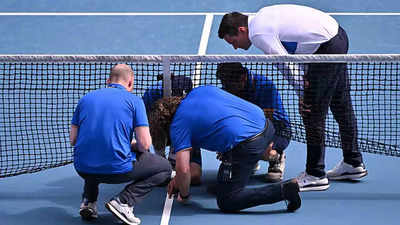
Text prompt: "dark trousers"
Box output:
[[77, 151, 172, 206], [271, 119, 291, 153], [216, 120, 286, 212], [303, 26, 363, 177]]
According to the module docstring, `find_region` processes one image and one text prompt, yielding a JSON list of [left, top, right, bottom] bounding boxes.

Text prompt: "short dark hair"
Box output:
[[218, 12, 248, 39], [216, 62, 248, 79], [157, 74, 193, 96]]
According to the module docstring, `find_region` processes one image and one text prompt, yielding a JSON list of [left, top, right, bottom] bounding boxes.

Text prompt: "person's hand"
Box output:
[[177, 192, 191, 204], [262, 142, 279, 161], [131, 139, 138, 152], [167, 178, 179, 199]]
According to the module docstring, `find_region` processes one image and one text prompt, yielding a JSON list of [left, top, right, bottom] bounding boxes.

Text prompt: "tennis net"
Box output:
[[0, 54, 399, 178]]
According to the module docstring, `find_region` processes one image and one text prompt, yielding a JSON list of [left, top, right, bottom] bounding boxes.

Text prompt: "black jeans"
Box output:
[[271, 119, 291, 153], [77, 151, 172, 206], [303, 26, 363, 177], [216, 120, 286, 212]]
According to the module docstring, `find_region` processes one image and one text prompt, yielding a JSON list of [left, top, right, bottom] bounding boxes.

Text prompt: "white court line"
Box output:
[[160, 194, 174, 225], [160, 171, 176, 225], [193, 13, 214, 87], [198, 14, 214, 55], [1, 12, 400, 16]]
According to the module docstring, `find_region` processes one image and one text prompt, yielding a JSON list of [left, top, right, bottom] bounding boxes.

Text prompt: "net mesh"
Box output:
[[0, 55, 399, 178]]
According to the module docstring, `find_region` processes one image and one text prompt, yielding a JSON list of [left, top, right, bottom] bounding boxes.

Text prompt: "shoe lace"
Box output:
[[296, 172, 307, 182]]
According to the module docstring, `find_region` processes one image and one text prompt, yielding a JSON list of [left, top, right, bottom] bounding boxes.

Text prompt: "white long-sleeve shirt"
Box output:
[[248, 4, 339, 96]]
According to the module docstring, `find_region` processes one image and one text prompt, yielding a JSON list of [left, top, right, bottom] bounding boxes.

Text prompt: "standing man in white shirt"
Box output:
[[218, 4, 367, 191]]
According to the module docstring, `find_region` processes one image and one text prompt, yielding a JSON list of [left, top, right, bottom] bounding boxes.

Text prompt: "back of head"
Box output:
[[216, 62, 247, 80], [148, 96, 183, 153], [171, 75, 193, 96], [216, 62, 249, 97], [157, 74, 193, 96], [109, 64, 134, 84], [218, 12, 248, 39]]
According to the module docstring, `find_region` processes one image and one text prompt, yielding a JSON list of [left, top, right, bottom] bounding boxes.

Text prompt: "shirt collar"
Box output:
[[108, 83, 126, 90]]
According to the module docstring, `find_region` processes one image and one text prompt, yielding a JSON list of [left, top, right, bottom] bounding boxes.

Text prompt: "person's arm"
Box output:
[[168, 148, 191, 202], [69, 124, 79, 146], [263, 108, 274, 120], [134, 126, 152, 152], [252, 34, 304, 97]]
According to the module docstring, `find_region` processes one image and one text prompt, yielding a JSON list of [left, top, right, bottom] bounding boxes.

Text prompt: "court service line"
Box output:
[[1, 12, 400, 16], [193, 13, 214, 87], [198, 14, 213, 55]]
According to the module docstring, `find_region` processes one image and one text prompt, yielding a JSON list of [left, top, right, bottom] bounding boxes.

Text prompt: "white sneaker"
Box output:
[[296, 172, 329, 192], [265, 152, 286, 182], [79, 199, 98, 220], [105, 198, 141, 225], [252, 162, 261, 174], [327, 160, 368, 180]]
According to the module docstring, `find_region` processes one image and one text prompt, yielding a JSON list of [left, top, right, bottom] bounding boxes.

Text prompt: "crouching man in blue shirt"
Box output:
[[70, 64, 172, 225], [149, 85, 301, 212]]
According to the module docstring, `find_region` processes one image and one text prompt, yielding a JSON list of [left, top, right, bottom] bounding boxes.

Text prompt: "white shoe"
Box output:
[[327, 160, 368, 180], [252, 162, 261, 174], [105, 198, 141, 225], [265, 152, 286, 182], [296, 172, 329, 192], [79, 199, 98, 220]]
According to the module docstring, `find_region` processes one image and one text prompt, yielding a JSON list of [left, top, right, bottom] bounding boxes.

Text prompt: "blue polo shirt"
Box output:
[[142, 83, 163, 113], [71, 83, 149, 174], [244, 73, 290, 127], [170, 86, 266, 153]]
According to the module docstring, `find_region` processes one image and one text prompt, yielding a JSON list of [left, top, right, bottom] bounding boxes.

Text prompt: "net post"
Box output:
[[162, 56, 172, 97]]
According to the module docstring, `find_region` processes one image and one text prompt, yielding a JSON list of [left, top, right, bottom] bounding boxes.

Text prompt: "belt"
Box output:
[[243, 122, 269, 144]]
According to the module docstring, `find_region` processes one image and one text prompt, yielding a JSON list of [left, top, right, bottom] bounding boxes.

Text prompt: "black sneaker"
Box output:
[[79, 198, 98, 220], [281, 179, 301, 212]]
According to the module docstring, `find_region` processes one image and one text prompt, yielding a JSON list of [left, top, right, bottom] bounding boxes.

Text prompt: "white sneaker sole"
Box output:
[[328, 171, 368, 181], [252, 163, 261, 175], [105, 202, 140, 225], [299, 183, 330, 192]]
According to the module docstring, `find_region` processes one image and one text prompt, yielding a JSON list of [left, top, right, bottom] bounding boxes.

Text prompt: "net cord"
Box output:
[[1, 54, 400, 63]]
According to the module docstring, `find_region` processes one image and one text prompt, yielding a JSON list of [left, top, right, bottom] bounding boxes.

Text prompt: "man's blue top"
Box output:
[[142, 83, 163, 113], [170, 86, 266, 153], [71, 83, 149, 174], [244, 73, 290, 127]]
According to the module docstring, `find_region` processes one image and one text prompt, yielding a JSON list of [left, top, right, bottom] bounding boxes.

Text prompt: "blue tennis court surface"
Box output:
[[1, 1, 400, 225]]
